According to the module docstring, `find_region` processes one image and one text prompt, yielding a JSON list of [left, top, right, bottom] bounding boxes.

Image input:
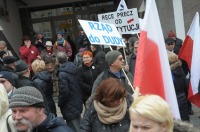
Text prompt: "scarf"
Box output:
[[93, 98, 127, 124], [57, 38, 65, 46], [46, 48, 53, 55]]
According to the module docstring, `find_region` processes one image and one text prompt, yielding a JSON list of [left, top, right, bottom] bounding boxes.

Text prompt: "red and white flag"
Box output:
[[178, 13, 200, 107], [134, 0, 180, 119]]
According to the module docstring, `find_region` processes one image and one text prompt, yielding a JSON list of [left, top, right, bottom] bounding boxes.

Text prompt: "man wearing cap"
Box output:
[[34, 33, 47, 53], [0, 71, 16, 99], [1, 56, 18, 87], [165, 37, 176, 52], [168, 30, 183, 55], [86, 50, 133, 108], [15, 59, 35, 88], [1, 56, 18, 71], [9, 86, 73, 132]]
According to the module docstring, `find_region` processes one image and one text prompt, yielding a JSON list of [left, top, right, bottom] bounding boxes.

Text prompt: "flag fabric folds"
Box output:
[[134, 0, 180, 119], [178, 12, 200, 107]]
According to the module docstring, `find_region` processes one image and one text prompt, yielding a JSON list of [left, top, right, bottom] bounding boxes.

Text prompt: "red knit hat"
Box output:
[[168, 31, 176, 38]]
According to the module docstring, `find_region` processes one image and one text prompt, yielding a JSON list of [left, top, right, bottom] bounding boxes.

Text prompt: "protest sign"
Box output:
[[78, 20, 125, 47], [98, 8, 140, 34]]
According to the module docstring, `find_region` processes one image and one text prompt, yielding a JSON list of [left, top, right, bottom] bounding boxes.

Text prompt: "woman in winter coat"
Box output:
[[80, 78, 133, 132], [54, 32, 72, 61], [40, 41, 58, 62], [31, 59, 57, 116], [168, 52, 189, 121], [77, 51, 102, 104]]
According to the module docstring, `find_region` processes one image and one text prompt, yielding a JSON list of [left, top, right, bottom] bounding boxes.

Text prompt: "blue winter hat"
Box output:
[[57, 31, 63, 36], [0, 71, 15, 86]]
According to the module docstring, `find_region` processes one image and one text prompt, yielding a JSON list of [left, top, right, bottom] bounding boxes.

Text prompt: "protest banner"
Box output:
[[98, 8, 140, 34], [78, 19, 126, 47]]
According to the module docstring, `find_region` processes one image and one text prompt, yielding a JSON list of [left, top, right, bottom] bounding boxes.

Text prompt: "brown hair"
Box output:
[[94, 78, 126, 107], [82, 51, 93, 57]]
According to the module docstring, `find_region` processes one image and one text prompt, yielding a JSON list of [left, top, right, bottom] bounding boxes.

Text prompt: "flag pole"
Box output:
[[123, 47, 128, 65]]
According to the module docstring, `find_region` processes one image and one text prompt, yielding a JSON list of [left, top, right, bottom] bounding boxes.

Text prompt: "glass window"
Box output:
[[32, 22, 52, 39]]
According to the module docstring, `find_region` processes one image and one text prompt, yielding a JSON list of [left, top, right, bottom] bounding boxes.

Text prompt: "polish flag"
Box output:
[[134, 0, 180, 118], [178, 13, 200, 107]]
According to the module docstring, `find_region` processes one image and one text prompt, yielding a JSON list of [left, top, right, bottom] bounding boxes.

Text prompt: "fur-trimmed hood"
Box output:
[[173, 119, 200, 132]]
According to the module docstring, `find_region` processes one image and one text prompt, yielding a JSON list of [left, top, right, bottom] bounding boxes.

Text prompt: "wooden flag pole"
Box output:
[[123, 47, 128, 65]]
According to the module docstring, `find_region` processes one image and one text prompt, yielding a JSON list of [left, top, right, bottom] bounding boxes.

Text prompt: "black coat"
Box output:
[[127, 53, 136, 76], [172, 66, 189, 121], [80, 94, 133, 132], [77, 63, 102, 103], [16, 75, 38, 88], [32, 71, 56, 115], [32, 113, 73, 132], [93, 50, 107, 72], [58, 62, 82, 120], [174, 38, 182, 55]]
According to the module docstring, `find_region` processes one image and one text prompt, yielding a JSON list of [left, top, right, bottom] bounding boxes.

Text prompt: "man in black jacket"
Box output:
[[9, 86, 73, 132], [57, 51, 82, 132]]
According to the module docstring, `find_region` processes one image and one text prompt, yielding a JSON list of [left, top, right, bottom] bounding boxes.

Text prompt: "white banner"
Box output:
[[98, 8, 140, 34], [78, 20, 125, 47]]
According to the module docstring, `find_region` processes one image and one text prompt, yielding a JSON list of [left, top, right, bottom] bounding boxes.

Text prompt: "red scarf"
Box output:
[[47, 48, 53, 55]]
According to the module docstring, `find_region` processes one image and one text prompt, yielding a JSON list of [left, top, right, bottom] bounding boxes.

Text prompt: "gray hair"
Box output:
[[0, 40, 6, 46], [56, 52, 67, 64], [128, 37, 138, 46]]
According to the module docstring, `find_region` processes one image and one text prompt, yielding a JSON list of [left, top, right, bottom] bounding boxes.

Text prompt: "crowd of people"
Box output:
[[0, 30, 199, 132]]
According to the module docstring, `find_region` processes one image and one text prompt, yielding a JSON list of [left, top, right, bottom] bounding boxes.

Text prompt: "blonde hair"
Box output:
[[31, 59, 45, 74], [129, 95, 174, 132]]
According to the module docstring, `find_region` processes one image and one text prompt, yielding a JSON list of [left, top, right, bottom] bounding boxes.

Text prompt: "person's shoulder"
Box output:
[[47, 115, 74, 132]]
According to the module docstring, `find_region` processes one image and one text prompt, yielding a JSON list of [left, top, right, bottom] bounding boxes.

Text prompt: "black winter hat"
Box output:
[[15, 59, 29, 72], [2, 56, 18, 64], [0, 71, 15, 86], [165, 38, 175, 44]]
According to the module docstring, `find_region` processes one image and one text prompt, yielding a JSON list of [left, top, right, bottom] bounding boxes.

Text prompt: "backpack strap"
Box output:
[[6, 114, 12, 132]]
